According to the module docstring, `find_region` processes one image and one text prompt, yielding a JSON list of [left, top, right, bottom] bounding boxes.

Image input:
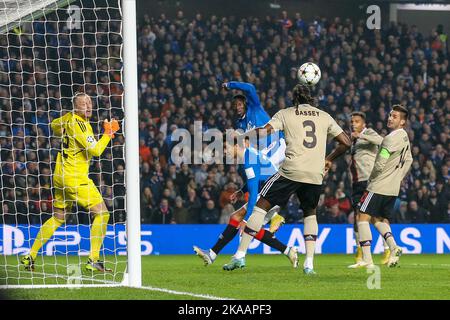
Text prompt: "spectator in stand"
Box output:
[[406, 200, 428, 223], [141, 187, 156, 223], [152, 198, 173, 224], [172, 196, 194, 224], [200, 200, 220, 224], [139, 139, 152, 163], [185, 187, 201, 223]]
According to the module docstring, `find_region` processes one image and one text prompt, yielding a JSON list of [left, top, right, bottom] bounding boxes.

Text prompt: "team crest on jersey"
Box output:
[[245, 167, 256, 179]]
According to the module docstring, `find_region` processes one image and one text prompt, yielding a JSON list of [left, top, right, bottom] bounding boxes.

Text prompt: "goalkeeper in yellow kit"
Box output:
[[20, 93, 120, 272]]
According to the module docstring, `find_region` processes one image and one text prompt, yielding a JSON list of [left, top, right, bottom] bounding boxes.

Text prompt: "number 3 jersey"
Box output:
[[51, 112, 111, 186], [367, 128, 412, 196], [268, 104, 343, 185]]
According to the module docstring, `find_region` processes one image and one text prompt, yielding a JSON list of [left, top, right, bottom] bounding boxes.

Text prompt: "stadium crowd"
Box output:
[[0, 9, 448, 225], [136, 11, 449, 224]]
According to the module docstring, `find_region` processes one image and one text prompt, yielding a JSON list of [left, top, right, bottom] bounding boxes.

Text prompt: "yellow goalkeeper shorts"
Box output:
[[53, 178, 104, 211]]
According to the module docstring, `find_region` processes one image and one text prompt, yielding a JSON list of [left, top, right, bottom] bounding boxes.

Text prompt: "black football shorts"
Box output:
[[358, 190, 396, 219], [260, 173, 322, 212]]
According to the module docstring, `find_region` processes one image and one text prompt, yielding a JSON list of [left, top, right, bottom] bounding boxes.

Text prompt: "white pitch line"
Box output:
[[0, 270, 234, 300], [136, 285, 234, 300]]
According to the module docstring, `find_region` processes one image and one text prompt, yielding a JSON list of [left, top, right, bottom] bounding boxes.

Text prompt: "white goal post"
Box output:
[[122, 0, 141, 288], [0, 0, 141, 288]]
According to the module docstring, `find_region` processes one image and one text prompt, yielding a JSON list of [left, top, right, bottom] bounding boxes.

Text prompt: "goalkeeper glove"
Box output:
[[103, 118, 120, 138]]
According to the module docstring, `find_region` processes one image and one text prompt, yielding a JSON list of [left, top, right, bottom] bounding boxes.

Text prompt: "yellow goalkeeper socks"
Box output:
[[89, 212, 110, 261], [29, 216, 65, 260]]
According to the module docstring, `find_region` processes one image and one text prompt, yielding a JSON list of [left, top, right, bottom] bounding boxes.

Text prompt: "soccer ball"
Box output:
[[297, 62, 321, 86]]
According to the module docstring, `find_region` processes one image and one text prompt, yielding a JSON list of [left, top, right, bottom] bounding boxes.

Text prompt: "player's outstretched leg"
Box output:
[[247, 205, 291, 266], [193, 246, 215, 266], [21, 211, 65, 271], [194, 207, 245, 266], [373, 220, 401, 267], [86, 204, 111, 272], [223, 205, 268, 271], [254, 228, 298, 268]]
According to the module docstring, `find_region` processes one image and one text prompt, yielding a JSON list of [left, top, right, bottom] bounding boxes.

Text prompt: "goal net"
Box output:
[[0, 0, 137, 288]]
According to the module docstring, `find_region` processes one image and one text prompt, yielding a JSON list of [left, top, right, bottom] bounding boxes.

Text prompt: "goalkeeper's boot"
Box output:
[[355, 246, 363, 263], [287, 247, 299, 268], [85, 258, 112, 273], [348, 261, 375, 269], [20, 254, 35, 271], [223, 257, 245, 271], [193, 246, 215, 266], [269, 213, 285, 233], [380, 248, 391, 265], [387, 247, 402, 268]]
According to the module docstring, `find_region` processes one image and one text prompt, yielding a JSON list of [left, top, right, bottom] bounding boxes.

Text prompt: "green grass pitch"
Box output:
[[1, 254, 449, 300]]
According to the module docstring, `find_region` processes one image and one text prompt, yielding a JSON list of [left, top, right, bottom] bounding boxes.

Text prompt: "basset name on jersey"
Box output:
[[297, 110, 319, 117]]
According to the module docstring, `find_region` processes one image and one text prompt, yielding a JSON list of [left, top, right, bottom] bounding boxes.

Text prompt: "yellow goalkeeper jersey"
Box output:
[[51, 112, 111, 186]]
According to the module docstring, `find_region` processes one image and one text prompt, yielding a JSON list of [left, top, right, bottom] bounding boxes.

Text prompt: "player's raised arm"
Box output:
[[223, 81, 260, 109], [236, 109, 282, 141], [73, 118, 120, 157], [238, 122, 275, 141], [359, 128, 383, 146]]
